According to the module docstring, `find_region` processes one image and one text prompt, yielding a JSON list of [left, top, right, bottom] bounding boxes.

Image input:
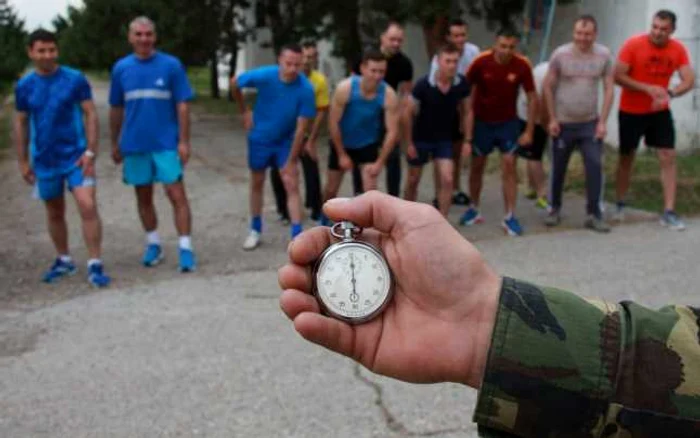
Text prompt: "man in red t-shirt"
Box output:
[[461, 29, 537, 237], [615, 9, 695, 230]]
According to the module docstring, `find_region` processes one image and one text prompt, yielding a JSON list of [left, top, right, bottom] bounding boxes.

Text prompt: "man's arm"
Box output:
[[289, 117, 311, 163], [543, 66, 559, 123], [614, 62, 654, 93], [464, 84, 476, 144], [525, 90, 537, 134], [13, 111, 34, 184], [109, 107, 124, 148], [376, 88, 400, 164], [402, 96, 416, 146], [328, 80, 350, 157], [230, 75, 249, 115], [80, 100, 99, 155], [671, 65, 695, 98]]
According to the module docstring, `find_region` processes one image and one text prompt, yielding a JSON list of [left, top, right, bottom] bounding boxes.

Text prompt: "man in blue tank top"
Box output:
[[14, 29, 111, 287], [230, 44, 316, 251], [320, 50, 399, 224], [109, 17, 197, 273]]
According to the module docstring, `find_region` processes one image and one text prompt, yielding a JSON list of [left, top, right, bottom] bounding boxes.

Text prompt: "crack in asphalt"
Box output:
[[353, 364, 470, 437]]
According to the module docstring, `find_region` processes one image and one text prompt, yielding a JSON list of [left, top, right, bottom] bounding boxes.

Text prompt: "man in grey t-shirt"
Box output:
[[543, 14, 615, 232]]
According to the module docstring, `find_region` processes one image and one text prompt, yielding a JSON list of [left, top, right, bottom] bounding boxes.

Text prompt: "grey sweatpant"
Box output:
[[549, 120, 604, 217]]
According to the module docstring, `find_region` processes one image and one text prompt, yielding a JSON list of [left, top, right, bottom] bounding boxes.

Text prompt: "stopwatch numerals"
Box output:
[[364, 300, 372, 306], [372, 263, 378, 270], [325, 279, 332, 286], [376, 276, 383, 283], [330, 293, 337, 298], [352, 304, 359, 310], [373, 289, 380, 295], [339, 302, 346, 308]]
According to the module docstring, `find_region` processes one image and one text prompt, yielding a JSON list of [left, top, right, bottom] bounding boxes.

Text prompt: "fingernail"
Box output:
[[326, 197, 351, 205]]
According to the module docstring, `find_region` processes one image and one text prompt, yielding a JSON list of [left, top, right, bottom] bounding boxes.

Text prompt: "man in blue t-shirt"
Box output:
[[403, 44, 471, 218], [230, 44, 316, 251], [109, 16, 196, 272], [14, 29, 111, 288]]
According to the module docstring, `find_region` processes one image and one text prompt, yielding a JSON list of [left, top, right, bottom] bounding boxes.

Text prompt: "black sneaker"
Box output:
[[452, 192, 471, 206]]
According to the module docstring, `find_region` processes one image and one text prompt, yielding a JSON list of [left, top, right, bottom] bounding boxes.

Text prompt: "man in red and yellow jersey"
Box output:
[[614, 9, 695, 231], [460, 29, 537, 237]]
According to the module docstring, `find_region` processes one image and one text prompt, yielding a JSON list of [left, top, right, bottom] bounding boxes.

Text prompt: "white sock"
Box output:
[[505, 212, 514, 220], [146, 231, 161, 245], [87, 258, 102, 268], [179, 236, 193, 251], [59, 254, 72, 263]]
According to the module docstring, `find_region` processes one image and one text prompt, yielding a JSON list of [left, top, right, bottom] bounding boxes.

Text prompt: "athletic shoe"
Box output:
[[142, 244, 163, 267], [310, 210, 322, 222], [535, 197, 550, 210], [584, 215, 611, 233], [459, 207, 484, 226], [661, 211, 686, 231], [453, 192, 471, 206], [318, 214, 333, 227], [525, 189, 538, 200], [179, 248, 197, 272], [544, 210, 561, 227], [87, 262, 111, 288], [613, 202, 626, 222], [278, 214, 290, 226], [243, 230, 261, 251], [502, 216, 524, 236], [42, 258, 77, 283]]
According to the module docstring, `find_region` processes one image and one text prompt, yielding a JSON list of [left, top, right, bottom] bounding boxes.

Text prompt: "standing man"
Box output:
[[321, 50, 399, 222], [109, 16, 197, 272], [429, 18, 480, 207], [461, 29, 537, 236], [14, 29, 111, 287], [352, 21, 413, 197], [403, 44, 471, 217], [516, 61, 550, 211], [543, 15, 615, 232], [270, 41, 329, 223], [614, 9, 695, 230], [230, 44, 316, 251]]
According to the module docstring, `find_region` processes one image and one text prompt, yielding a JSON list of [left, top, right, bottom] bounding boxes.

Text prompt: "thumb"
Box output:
[[323, 190, 410, 235]]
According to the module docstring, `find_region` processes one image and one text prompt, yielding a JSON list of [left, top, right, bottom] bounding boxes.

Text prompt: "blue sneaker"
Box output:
[[142, 244, 163, 267], [318, 214, 333, 227], [661, 211, 686, 231], [179, 248, 197, 273], [87, 263, 111, 288], [459, 207, 484, 226], [502, 216, 524, 236], [42, 258, 77, 283]]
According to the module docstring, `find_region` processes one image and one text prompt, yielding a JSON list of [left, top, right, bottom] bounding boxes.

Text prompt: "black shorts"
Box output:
[[328, 141, 379, 170], [619, 110, 675, 155], [516, 120, 548, 161]]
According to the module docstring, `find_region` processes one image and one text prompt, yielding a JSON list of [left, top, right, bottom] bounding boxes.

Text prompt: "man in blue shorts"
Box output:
[[14, 29, 111, 287], [230, 44, 316, 251], [403, 43, 470, 217], [109, 17, 196, 272]]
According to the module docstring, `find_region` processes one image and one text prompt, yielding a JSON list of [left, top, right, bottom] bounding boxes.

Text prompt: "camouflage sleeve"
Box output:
[[474, 277, 700, 438]]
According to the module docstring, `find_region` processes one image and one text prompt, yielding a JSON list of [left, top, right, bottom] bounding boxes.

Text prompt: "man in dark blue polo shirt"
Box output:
[[402, 44, 470, 217]]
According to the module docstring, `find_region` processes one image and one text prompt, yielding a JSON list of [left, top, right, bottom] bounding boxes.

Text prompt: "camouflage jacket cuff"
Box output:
[[473, 277, 700, 437]]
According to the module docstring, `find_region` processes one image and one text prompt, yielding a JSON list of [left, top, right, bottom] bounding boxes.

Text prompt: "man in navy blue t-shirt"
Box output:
[[14, 29, 111, 287], [109, 16, 196, 273], [230, 44, 316, 251], [402, 44, 471, 217]]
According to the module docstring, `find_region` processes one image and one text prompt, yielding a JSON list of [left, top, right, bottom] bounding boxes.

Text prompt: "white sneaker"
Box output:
[[242, 230, 261, 251]]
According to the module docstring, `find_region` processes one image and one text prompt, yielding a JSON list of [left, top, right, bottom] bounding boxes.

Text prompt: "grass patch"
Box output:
[[0, 104, 12, 150], [566, 146, 700, 215], [188, 66, 235, 116]]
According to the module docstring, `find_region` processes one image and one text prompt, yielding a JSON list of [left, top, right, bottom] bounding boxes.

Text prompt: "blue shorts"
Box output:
[[248, 141, 291, 171], [407, 140, 453, 167], [473, 119, 520, 157], [35, 166, 95, 201], [123, 150, 183, 186]]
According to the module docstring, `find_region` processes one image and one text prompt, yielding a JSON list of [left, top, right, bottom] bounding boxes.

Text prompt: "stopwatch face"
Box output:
[[314, 242, 393, 324]]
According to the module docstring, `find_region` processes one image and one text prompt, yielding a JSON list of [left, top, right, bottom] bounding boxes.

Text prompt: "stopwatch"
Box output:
[[312, 221, 394, 325]]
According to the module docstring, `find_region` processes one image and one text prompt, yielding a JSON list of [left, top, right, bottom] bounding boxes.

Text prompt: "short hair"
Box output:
[[448, 18, 468, 30], [575, 14, 598, 31], [129, 16, 156, 33], [383, 20, 404, 34], [28, 29, 57, 48], [654, 9, 677, 28], [496, 28, 521, 40], [361, 48, 387, 64], [302, 41, 317, 50], [280, 43, 302, 55], [437, 43, 461, 57]]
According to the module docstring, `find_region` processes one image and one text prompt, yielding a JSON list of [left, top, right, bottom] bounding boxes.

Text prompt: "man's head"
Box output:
[[573, 15, 597, 51], [446, 19, 468, 51], [360, 49, 388, 88], [494, 28, 520, 63], [302, 41, 319, 73], [128, 16, 157, 57], [436, 43, 461, 79], [278, 44, 303, 82], [380, 21, 405, 55], [649, 9, 676, 46], [27, 29, 59, 74]]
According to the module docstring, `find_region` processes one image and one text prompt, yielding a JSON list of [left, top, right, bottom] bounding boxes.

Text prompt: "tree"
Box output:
[[0, 0, 27, 90]]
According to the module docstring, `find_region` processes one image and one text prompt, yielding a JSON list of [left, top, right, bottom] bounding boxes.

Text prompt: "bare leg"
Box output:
[[615, 153, 635, 203], [164, 181, 192, 236], [435, 158, 454, 217], [135, 185, 158, 232], [469, 156, 488, 207], [501, 153, 518, 215], [72, 187, 101, 259], [403, 165, 423, 202], [658, 149, 677, 211], [45, 196, 69, 255]]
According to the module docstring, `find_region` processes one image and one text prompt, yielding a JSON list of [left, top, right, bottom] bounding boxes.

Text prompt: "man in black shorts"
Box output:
[[403, 44, 470, 217], [319, 50, 399, 225]]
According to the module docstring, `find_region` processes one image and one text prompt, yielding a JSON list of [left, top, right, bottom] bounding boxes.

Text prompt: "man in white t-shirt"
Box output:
[[428, 18, 480, 208], [516, 61, 550, 209]]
